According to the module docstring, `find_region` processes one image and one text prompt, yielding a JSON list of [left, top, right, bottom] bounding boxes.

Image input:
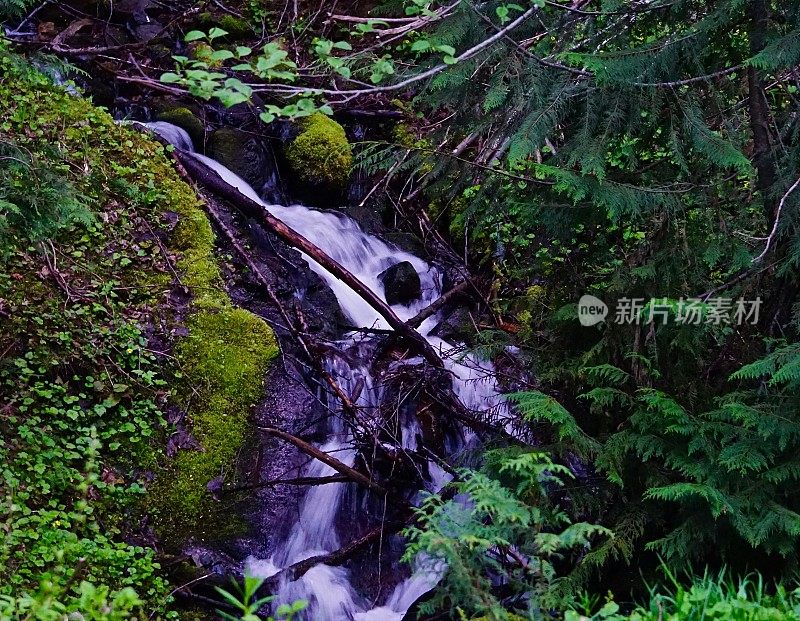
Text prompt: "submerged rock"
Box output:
[[379, 261, 421, 306], [286, 113, 352, 199], [209, 128, 268, 189], [132, 21, 163, 42]]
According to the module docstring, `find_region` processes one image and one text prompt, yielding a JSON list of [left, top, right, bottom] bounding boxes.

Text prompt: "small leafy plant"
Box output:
[[215, 576, 307, 621]]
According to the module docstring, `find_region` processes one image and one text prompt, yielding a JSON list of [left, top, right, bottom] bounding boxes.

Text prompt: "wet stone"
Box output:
[[379, 261, 421, 306]]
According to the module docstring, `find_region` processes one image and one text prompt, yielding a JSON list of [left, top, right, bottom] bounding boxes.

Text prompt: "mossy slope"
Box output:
[[0, 47, 277, 601]]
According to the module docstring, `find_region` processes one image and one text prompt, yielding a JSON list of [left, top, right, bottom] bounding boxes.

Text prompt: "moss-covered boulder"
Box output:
[[196, 12, 254, 38], [156, 106, 206, 149], [209, 127, 268, 190], [286, 113, 353, 197]]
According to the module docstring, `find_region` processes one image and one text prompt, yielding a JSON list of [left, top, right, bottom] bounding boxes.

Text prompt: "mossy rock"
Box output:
[[286, 113, 353, 196], [156, 107, 206, 149], [150, 307, 278, 537], [209, 127, 267, 190], [197, 12, 254, 38], [391, 121, 418, 147]]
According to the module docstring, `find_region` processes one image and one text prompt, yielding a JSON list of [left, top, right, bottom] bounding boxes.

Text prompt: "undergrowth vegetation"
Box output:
[[568, 569, 800, 621], [0, 40, 277, 617]]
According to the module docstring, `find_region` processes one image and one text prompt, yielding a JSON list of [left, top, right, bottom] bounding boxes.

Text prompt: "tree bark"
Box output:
[[406, 280, 470, 328]]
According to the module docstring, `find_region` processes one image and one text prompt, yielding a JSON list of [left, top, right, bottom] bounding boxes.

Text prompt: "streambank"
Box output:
[[0, 52, 282, 617], [2, 17, 522, 617]]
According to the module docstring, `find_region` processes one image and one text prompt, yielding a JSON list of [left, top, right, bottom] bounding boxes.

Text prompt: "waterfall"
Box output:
[[147, 123, 510, 620]]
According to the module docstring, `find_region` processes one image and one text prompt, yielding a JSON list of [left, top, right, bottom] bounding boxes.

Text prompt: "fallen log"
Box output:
[[170, 147, 522, 443], [260, 514, 411, 592], [406, 280, 470, 328], [259, 426, 392, 498], [162, 141, 364, 419], [175, 150, 449, 375], [258, 483, 459, 592]]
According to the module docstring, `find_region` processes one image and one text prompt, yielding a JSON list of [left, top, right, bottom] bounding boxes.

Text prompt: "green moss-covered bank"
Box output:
[[156, 309, 277, 534], [286, 112, 353, 193], [0, 44, 277, 615]]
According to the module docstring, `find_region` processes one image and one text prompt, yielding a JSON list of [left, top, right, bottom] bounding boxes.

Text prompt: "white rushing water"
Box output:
[[148, 123, 509, 620]]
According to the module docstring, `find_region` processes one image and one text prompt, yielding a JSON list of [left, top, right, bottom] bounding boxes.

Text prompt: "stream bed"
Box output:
[[149, 121, 511, 620]]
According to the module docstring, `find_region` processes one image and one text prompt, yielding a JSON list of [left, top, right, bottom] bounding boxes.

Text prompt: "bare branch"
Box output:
[[753, 175, 800, 263]]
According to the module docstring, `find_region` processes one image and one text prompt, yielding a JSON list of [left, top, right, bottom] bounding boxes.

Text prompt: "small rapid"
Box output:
[[148, 122, 509, 619]]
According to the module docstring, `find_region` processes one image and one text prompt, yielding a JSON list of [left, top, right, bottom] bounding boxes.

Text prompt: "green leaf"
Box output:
[[159, 72, 183, 84], [184, 30, 206, 42], [210, 49, 235, 62], [207, 27, 229, 40], [225, 78, 253, 96], [335, 65, 352, 79]]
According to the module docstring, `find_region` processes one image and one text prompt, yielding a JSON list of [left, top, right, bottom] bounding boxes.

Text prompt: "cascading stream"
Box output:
[[147, 123, 509, 620]]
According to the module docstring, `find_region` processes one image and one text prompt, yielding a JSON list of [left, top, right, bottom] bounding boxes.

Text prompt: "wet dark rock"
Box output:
[[132, 21, 163, 42], [111, 0, 152, 17], [379, 261, 421, 306], [431, 306, 475, 343], [209, 128, 268, 189], [156, 107, 206, 149]]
